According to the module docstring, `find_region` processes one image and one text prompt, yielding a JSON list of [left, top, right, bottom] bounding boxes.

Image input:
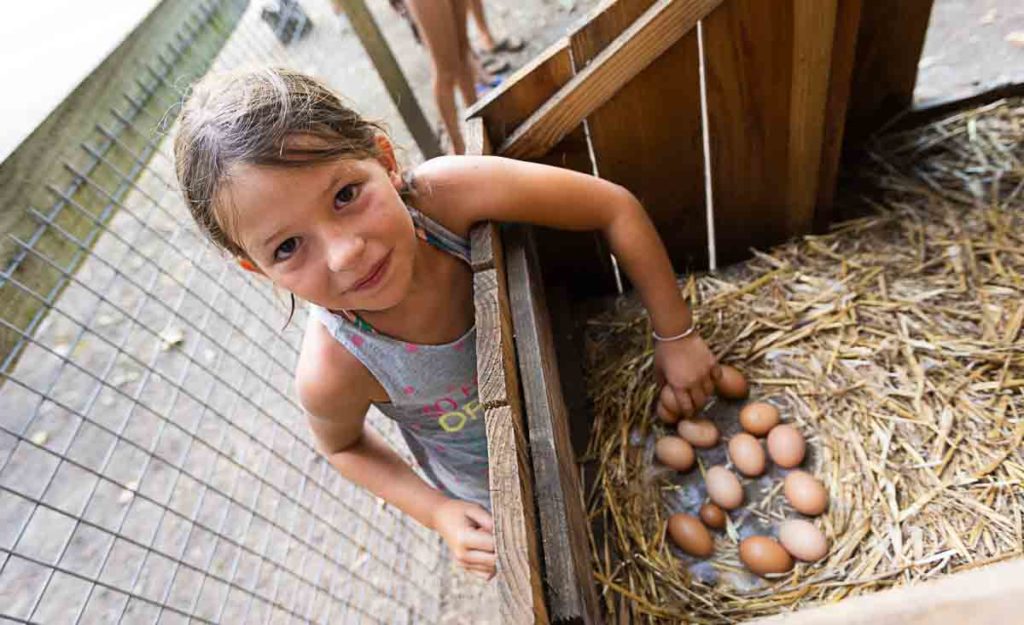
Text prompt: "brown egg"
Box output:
[[677, 419, 719, 448], [667, 513, 714, 558], [783, 470, 828, 516], [739, 402, 780, 436], [714, 364, 749, 400], [766, 424, 806, 468], [699, 502, 727, 530], [779, 519, 828, 562], [705, 466, 743, 510], [727, 433, 766, 477], [739, 536, 793, 576], [654, 436, 695, 472]]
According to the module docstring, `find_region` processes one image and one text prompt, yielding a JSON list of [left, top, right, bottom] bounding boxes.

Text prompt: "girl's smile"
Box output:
[[347, 250, 392, 293]]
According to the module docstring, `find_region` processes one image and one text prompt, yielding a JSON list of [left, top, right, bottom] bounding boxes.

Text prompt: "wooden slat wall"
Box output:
[[702, 0, 843, 265], [571, 0, 710, 271], [466, 119, 549, 625], [505, 224, 603, 624], [814, 0, 864, 229], [755, 559, 1024, 625], [844, 0, 935, 145]]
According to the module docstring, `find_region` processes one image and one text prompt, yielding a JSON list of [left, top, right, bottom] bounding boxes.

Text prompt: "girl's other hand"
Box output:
[[654, 335, 719, 423], [432, 498, 497, 580]]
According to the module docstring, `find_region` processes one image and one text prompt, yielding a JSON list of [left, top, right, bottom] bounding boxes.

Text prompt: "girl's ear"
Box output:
[[238, 257, 264, 275], [375, 134, 402, 189]]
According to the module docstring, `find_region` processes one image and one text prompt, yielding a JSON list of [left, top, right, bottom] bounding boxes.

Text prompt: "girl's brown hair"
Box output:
[[173, 66, 386, 258]]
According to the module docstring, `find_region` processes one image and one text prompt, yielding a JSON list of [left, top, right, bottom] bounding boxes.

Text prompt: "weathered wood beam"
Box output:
[[498, 0, 724, 159], [466, 118, 549, 624], [750, 559, 1024, 625], [505, 224, 602, 624]]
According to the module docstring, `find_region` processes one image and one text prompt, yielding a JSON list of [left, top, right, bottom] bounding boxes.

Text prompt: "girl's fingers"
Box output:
[[673, 388, 694, 420], [702, 377, 715, 398], [466, 566, 494, 580], [660, 385, 680, 414], [656, 401, 677, 424], [689, 386, 708, 413], [461, 548, 498, 568], [462, 528, 495, 553], [465, 505, 494, 532]]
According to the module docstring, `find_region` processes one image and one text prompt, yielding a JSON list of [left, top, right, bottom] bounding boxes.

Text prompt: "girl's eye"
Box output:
[[274, 237, 300, 262], [334, 184, 359, 208]]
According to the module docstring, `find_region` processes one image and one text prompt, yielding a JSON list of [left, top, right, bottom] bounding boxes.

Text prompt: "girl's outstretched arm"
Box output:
[[297, 324, 496, 578], [416, 155, 718, 421]]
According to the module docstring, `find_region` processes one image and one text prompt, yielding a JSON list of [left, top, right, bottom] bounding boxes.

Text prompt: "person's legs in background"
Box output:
[[467, 0, 523, 54], [405, 0, 475, 154], [468, 0, 497, 52]]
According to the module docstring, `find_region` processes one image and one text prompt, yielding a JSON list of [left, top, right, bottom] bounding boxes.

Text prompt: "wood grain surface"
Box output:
[[505, 224, 602, 624], [466, 119, 548, 625], [570, 0, 710, 272], [752, 559, 1024, 625], [499, 0, 722, 160], [844, 0, 935, 145], [702, 0, 842, 264]]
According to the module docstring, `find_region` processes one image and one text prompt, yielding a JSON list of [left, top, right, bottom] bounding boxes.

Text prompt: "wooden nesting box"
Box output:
[[465, 0, 1024, 623]]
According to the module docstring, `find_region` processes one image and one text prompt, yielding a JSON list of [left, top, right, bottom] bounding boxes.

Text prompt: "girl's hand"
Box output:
[[654, 334, 719, 423], [432, 498, 497, 580]]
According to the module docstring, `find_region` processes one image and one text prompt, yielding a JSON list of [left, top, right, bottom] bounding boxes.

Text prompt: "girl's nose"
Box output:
[[326, 234, 366, 274]]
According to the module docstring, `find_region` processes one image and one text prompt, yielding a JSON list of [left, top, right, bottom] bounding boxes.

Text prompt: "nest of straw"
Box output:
[[583, 99, 1024, 623]]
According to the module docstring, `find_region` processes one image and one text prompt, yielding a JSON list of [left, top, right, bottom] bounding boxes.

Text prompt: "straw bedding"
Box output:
[[583, 99, 1024, 623]]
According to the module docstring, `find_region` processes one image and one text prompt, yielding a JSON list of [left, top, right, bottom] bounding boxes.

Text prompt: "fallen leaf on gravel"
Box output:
[[118, 480, 139, 504], [159, 327, 185, 350]]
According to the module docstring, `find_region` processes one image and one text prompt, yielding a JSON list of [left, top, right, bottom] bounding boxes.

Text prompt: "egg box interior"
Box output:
[[464, 0, 1024, 623]]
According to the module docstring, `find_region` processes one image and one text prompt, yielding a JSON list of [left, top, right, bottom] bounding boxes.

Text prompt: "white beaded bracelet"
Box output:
[[652, 324, 697, 342]]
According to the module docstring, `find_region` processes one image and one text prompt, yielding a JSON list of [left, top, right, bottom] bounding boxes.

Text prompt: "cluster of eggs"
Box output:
[[656, 365, 829, 577]]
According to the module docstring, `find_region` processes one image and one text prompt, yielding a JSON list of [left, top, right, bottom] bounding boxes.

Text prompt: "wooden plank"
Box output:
[[465, 38, 573, 145], [465, 119, 500, 274], [570, 0, 708, 271], [814, 0, 863, 230], [473, 266, 548, 624], [473, 269, 514, 408], [505, 224, 602, 624], [844, 0, 935, 145], [484, 405, 547, 624], [499, 0, 723, 160], [468, 119, 548, 625], [753, 559, 1024, 625], [785, 0, 841, 235], [331, 0, 442, 158], [702, 0, 841, 265]]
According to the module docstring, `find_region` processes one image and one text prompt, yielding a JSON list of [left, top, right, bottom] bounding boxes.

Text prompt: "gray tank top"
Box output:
[[308, 207, 490, 510]]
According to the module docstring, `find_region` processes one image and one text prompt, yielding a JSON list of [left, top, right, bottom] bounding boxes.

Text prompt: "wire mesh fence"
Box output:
[[0, 1, 446, 622]]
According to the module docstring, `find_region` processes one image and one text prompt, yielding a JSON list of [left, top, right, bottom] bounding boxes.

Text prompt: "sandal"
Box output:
[[481, 56, 510, 74], [490, 36, 525, 53], [475, 73, 507, 97]]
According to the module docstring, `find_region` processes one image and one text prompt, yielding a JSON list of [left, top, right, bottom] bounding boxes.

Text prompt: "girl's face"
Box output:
[[220, 140, 417, 313]]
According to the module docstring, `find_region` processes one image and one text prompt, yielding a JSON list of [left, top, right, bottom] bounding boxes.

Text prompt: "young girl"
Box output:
[[174, 67, 718, 580]]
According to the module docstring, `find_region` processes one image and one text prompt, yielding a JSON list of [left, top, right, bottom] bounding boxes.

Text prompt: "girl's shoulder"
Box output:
[[295, 318, 386, 418], [407, 155, 507, 237]]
